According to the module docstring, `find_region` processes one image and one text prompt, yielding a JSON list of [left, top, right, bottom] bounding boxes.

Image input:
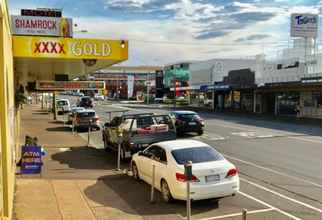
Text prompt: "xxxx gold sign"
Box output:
[[13, 36, 128, 60]]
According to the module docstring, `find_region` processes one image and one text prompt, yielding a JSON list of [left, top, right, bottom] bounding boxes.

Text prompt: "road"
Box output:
[[61, 95, 322, 220]]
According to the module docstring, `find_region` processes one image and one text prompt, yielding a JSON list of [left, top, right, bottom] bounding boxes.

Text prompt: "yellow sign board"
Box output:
[[36, 80, 106, 90], [13, 36, 128, 60]]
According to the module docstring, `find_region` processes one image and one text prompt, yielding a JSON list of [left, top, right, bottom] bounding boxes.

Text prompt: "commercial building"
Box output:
[[0, 4, 128, 219], [188, 58, 258, 111], [93, 66, 161, 99]]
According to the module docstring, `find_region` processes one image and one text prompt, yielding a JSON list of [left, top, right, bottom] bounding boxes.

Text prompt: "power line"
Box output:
[[126, 38, 291, 46]]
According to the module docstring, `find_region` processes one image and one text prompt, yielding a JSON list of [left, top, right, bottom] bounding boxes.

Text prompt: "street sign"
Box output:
[[21, 145, 43, 174]]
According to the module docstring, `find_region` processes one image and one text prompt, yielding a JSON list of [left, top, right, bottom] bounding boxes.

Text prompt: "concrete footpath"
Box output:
[[14, 104, 158, 220]]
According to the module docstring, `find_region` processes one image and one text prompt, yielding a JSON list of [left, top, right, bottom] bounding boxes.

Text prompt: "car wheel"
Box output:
[[197, 130, 204, 135], [161, 180, 173, 203], [132, 162, 140, 181]]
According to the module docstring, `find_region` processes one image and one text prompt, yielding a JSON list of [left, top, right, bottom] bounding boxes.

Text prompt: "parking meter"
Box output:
[[116, 128, 123, 171], [184, 161, 192, 220], [184, 161, 193, 181]]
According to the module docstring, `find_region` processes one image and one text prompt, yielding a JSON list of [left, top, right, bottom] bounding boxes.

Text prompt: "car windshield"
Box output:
[[78, 112, 95, 117], [171, 146, 224, 165]]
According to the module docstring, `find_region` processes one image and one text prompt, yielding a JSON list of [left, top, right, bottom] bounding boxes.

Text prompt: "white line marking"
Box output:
[[239, 191, 301, 220], [241, 178, 322, 214], [223, 154, 322, 188], [197, 208, 274, 220], [289, 136, 322, 145]]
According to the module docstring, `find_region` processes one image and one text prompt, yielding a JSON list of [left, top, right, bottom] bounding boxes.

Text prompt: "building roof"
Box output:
[[95, 66, 162, 74]]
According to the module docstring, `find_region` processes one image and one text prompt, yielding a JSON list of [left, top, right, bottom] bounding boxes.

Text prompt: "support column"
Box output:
[[53, 92, 57, 120]]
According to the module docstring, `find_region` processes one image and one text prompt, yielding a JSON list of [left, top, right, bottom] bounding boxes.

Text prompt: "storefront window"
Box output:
[[313, 92, 322, 108]]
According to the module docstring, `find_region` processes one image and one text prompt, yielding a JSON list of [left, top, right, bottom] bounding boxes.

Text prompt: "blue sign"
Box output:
[[21, 146, 43, 174], [200, 85, 208, 92]]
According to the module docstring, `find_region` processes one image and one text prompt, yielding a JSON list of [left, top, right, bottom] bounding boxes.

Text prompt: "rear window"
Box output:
[[178, 114, 199, 120], [171, 147, 224, 165], [57, 100, 68, 106], [78, 112, 95, 117]]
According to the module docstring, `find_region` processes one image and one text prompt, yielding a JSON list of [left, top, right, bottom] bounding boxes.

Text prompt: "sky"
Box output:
[[8, 0, 322, 66]]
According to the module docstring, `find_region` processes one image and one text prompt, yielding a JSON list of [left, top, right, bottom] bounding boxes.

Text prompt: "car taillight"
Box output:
[[226, 168, 238, 178], [176, 172, 199, 182]]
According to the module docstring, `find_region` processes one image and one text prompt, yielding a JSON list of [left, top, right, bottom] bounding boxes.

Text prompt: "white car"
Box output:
[[94, 94, 105, 101], [131, 140, 239, 202], [56, 99, 71, 115]]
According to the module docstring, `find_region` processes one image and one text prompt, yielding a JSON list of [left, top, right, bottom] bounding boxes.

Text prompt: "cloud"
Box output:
[[235, 34, 271, 42], [230, 12, 276, 23], [195, 30, 227, 40]]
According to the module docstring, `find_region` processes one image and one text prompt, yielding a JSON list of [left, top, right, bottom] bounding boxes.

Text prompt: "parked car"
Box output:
[[73, 109, 100, 130], [131, 139, 239, 202], [102, 113, 176, 160], [94, 94, 105, 101], [169, 111, 204, 135], [67, 107, 85, 124], [77, 96, 94, 108], [56, 99, 71, 115]]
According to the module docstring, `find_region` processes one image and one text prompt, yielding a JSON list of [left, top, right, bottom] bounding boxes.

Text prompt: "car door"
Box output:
[[137, 145, 159, 184], [151, 146, 168, 191]]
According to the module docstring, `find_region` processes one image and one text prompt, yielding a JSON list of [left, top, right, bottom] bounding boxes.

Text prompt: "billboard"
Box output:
[[13, 36, 128, 61], [291, 13, 318, 38], [36, 81, 106, 90], [11, 15, 73, 37]]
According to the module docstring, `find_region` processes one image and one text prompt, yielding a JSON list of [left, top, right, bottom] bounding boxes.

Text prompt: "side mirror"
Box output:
[[138, 151, 144, 156]]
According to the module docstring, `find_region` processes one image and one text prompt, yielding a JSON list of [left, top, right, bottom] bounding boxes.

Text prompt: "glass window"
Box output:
[[78, 111, 95, 117], [171, 146, 224, 165], [145, 145, 167, 163]]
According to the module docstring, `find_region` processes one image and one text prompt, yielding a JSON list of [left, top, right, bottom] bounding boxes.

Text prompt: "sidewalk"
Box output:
[[14, 104, 154, 220]]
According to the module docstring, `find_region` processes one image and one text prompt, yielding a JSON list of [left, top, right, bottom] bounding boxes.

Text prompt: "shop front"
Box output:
[[256, 77, 322, 118]]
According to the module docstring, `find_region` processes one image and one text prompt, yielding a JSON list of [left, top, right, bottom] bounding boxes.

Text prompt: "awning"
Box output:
[[13, 36, 128, 81]]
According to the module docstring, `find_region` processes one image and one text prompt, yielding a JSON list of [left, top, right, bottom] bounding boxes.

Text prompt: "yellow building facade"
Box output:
[[0, 0, 17, 219], [0, 0, 128, 219]]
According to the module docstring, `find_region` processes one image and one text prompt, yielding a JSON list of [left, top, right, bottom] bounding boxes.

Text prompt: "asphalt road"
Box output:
[[59, 95, 322, 220]]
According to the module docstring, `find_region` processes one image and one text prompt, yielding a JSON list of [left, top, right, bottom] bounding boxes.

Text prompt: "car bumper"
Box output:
[[75, 122, 100, 128], [171, 177, 239, 201]]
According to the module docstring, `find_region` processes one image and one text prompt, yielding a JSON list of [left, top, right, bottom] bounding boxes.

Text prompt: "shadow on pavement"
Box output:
[[84, 174, 218, 217], [32, 112, 50, 115], [49, 121, 65, 124], [51, 147, 128, 170], [46, 127, 71, 132]]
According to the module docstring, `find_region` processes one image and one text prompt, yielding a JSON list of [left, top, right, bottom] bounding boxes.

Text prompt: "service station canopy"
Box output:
[[13, 36, 128, 81]]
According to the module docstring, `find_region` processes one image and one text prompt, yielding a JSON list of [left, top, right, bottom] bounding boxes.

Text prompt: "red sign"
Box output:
[[33, 41, 66, 54]]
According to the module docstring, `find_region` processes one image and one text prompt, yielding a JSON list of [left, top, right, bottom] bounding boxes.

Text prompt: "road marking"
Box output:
[[239, 191, 301, 220], [223, 154, 322, 188], [197, 208, 274, 220], [241, 178, 322, 214], [289, 136, 322, 145]]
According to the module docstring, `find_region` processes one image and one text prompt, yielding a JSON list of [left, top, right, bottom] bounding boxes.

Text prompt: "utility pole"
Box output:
[[53, 92, 57, 120], [146, 72, 149, 105], [173, 67, 177, 110]]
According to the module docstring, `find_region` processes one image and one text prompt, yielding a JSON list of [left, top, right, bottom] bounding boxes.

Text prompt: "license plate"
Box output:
[[189, 122, 197, 125], [206, 174, 220, 182]]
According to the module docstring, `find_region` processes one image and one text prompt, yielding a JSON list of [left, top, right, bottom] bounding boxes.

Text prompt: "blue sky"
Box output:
[[8, 0, 322, 65]]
